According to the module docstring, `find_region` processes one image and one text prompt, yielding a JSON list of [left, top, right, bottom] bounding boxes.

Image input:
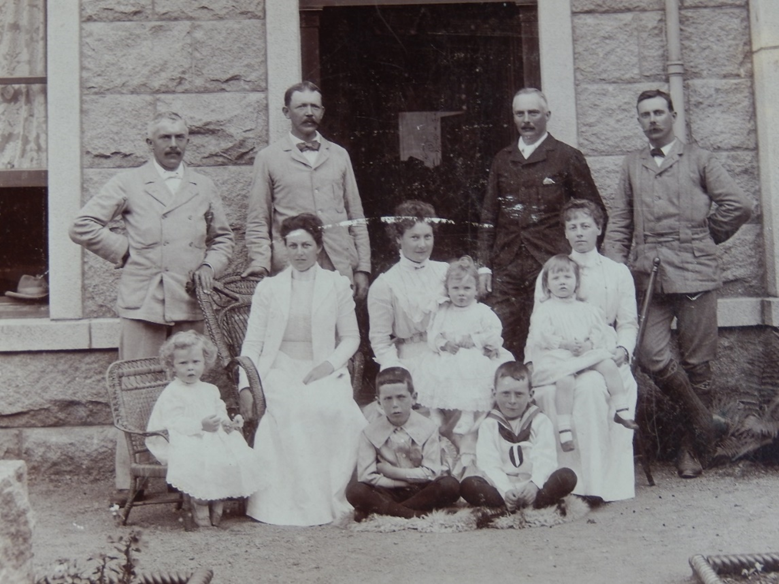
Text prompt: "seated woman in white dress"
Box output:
[[528, 199, 639, 502], [239, 213, 367, 526]]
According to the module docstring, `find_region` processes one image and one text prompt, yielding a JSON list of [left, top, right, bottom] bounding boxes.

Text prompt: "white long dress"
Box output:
[[244, 268, 367, 526], [146, 379, 263, 501], [529, 248, 638, 501]]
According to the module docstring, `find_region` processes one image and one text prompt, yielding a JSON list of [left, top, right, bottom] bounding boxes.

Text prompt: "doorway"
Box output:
[[301, 2, 540, 273]]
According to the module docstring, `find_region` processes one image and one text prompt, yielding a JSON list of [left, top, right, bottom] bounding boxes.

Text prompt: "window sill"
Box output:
[[0, 298, 778, 353], [0, 318, 119, 352]]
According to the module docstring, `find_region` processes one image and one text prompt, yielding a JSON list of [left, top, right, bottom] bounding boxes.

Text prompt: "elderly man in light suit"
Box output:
[[70, 111, 234, 500], [242, 81, 371, 300]]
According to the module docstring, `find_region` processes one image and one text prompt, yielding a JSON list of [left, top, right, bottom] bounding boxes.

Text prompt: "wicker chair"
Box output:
[[105, 358, 184, 524], [194, 273, 364, 432]]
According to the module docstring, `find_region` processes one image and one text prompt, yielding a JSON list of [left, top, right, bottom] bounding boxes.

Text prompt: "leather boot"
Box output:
[[652, 361, 715, 459], [676, 432, 703, 478]]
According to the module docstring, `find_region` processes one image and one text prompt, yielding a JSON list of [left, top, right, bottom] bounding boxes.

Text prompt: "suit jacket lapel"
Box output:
[[141, 162, 172, 207], [311, 137, 331, 170], [311, 264, 330, 316], [283, 135, 314, 167], [165, 168, 199, 213]]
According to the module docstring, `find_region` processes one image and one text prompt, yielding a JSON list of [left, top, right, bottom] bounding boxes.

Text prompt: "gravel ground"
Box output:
[[30, 461, 779, 584]]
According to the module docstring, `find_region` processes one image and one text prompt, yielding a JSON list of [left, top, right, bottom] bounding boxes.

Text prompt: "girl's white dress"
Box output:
[[146, 379, 262, 501], [415, 300, 513, 411], [525, 295, 616, 387]]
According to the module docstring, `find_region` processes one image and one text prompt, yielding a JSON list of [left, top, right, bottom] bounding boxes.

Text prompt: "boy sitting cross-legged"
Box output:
[[346, 367, 460, 521], [461, 361, 577, 511]]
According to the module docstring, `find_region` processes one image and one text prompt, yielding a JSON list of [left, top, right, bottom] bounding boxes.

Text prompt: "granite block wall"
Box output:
[[571, 0, 762, 296]]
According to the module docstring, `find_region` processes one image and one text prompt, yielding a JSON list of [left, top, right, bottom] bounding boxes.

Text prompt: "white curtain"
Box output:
[[0, 0, 47, 170]]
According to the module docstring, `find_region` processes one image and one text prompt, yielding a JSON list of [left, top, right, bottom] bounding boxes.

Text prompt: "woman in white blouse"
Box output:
[[239, 213, 366, 526], [530, 199, 639, 502], [367, 200, 449, 378]]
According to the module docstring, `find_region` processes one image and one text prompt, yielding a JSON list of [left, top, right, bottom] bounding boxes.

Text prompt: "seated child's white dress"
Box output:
[[416, 300, 514, 412], [525, 296, 616, 387], [146, 379, 262, 501]]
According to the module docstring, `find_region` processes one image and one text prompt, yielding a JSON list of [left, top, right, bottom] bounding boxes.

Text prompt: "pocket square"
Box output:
[[543, 177, 556, 185]]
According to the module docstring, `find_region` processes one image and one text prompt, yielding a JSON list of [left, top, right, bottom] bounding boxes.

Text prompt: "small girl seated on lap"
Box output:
[[146, 330, 262, 528], [415, 256, 513, 473], [525, 255, 638, 452], [346, 367, 460, 521], [461, 362, 577, 511]]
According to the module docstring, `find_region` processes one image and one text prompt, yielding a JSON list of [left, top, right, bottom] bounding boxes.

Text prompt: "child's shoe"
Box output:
[[191, 499, 211, 528], [559, 429, 575, 452], [209, 500, 224, 527], [613, 409, 639, 431]]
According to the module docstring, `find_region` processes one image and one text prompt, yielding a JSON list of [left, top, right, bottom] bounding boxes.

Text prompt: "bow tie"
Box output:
[[650, 147, 665, 158], [297, 140, 320, 152]]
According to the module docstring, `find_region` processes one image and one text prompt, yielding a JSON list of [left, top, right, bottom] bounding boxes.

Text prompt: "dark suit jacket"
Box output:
[[478, 134, 605, 271]]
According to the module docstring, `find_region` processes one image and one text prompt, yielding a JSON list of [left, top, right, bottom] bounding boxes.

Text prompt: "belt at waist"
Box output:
[[642, 227, 709, 244], [396, 332, 427, 346]]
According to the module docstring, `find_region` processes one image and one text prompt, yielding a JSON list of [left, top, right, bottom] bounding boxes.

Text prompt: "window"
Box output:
[[0, 0, 48, 318]]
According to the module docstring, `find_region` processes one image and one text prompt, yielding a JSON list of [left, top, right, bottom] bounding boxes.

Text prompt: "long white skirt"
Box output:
[[533, 366, 637, 502], [247, 352, 367, 526]]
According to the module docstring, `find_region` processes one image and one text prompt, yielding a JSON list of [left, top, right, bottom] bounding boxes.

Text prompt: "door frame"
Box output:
[[265, 0, 578, 147]]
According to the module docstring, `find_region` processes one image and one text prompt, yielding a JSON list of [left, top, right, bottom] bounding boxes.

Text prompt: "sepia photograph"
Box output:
[[1, 1, 778, 583]]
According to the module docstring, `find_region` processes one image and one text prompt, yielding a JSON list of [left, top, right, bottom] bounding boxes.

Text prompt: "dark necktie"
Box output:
[[297, 140, 320, 152], [650, 147, 665, 158]]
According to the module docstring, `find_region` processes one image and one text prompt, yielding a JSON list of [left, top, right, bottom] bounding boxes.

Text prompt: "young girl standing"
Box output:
[[525, 255, 639, 452], [415, 256, 513, 470], [146, 330, 262, 528]]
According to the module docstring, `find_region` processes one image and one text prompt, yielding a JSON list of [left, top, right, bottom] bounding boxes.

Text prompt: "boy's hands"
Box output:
[[505, 482, 539, 511], [201, 414, 221, 432], [442, 341, 460, 354]]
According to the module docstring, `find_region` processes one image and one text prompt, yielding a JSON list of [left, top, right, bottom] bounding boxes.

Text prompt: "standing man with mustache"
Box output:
[[243, 81, 371, 300], [478, 88, 605, 359], [70, 111, 234, 502], [603, 89, 751, 478]]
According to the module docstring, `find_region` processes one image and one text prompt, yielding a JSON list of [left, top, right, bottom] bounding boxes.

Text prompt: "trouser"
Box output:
[[638, 290, 719, 459], [487, 253, 542, 360], [460, 468, 577, 509], [638, 290, 717, 383], [115, 318, 204, 490], [346, 476, 461, 519]]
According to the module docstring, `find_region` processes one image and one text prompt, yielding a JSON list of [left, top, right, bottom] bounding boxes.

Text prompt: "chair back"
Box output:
[[196, 274, 262, 367], [106, 358, 170, 462]]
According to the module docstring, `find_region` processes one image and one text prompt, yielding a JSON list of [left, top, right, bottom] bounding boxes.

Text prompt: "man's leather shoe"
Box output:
[[676, 449, 703, 479]]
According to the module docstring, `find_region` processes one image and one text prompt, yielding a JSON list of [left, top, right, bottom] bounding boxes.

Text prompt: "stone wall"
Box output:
[[80, 0, 268, 317], [571, 0, 763, 297], [0, 461, 34, 584]]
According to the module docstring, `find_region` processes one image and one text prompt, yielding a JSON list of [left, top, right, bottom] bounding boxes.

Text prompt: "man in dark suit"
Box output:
[[478, 88, 605, 358], [242, 81, 371, 300]]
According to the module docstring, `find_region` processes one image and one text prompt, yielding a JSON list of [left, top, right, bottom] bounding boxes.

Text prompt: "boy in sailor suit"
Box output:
[[461, 361, 577, 510]]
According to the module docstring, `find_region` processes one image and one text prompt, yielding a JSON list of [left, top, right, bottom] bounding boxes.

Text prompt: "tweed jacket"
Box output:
[[478, 134, 605, 270], [69, 161, 234, 323], [245, 134, 371, 281], [239, 264, 359, 382], [602, 141, 752, 293]]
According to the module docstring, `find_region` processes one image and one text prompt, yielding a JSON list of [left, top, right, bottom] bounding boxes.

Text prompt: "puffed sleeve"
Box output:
[[238, 278, 270, 388], [368, 276, 401, 368], [470, 304, 505, 351], [613, 262, 638, 356], [325, 273, 359, 371]]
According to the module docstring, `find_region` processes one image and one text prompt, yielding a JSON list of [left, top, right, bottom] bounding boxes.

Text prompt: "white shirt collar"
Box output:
[[152, 159, 184, 179], [399, 254, 429, 271], [518, 132, 548, 158], [289, 131, 322, 147], [570, 248, 600, 267]]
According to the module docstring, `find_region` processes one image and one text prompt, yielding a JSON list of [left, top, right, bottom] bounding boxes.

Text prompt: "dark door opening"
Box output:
[[302, 3, 539, 274]]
